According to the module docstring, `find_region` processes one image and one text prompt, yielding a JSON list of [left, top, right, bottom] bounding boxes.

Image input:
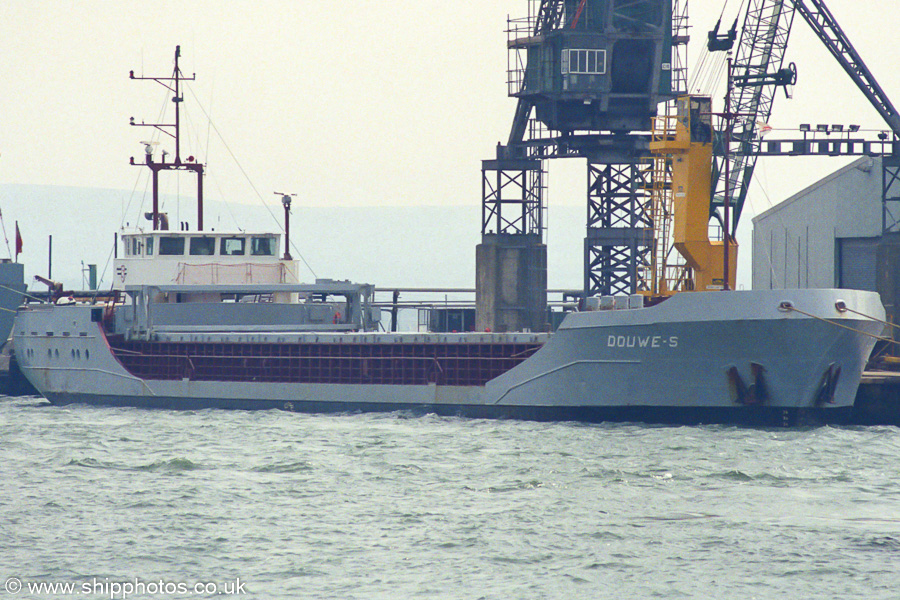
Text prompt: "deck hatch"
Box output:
[[109, 338, 543, 386]]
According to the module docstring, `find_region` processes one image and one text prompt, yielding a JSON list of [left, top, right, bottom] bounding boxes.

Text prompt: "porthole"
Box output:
[[55, 349, 59, 359], [85, 349, 90, 360]]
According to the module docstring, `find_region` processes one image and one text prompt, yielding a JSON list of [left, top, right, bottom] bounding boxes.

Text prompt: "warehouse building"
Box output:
[[752, 155, 900, 328]]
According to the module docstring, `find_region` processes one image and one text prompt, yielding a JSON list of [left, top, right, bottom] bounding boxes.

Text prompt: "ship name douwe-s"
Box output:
[[607, 335, 679, 349]]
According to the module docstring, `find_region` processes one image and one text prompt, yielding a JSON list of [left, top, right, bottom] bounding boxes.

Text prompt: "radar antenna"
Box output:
[[274, 192, 297, 260]]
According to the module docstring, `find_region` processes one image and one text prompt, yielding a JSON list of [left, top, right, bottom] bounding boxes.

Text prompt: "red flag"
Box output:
[[15, 222, 22, 259]]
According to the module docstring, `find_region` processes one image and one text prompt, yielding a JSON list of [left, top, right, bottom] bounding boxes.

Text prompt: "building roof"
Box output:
[[751, 156, 876, 224]]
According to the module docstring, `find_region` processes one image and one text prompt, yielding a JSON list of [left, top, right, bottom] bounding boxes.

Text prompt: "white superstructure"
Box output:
[[115, 231, 297, 288]]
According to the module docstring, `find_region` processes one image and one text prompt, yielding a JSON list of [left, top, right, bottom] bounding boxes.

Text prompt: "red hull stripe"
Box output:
[[109, 338, 544, 386]]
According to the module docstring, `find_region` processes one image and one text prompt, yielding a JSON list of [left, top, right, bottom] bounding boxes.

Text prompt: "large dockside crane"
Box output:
[[476, 0, 900, 332], [476, 0, 689, 332]]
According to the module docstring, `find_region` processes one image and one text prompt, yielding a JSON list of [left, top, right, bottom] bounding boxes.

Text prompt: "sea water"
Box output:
[[1, 396, 898, 600]]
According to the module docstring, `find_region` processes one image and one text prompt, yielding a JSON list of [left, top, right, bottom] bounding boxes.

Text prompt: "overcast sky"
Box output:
[[1, 1, 899, 285]]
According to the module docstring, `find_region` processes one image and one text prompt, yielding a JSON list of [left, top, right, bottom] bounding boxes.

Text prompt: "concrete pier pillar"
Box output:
[[476, 233, 547, 333]]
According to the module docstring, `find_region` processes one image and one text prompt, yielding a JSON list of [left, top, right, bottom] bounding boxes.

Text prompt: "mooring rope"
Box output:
[[781, 302, 900, 347], [836, 302, 900, 334]]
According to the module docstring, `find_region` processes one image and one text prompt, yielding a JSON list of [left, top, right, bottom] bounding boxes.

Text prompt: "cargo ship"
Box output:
[[0, 261, 25, 344], [11, 48, 888, 425]]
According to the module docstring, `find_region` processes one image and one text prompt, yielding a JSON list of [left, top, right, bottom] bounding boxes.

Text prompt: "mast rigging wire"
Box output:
[[0, 206, 12, 259], [180, 85, 245, 233], [186, 85, 318, 280]]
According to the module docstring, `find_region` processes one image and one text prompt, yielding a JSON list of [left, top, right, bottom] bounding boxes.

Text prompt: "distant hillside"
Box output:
[[0, 184, 588, 291]]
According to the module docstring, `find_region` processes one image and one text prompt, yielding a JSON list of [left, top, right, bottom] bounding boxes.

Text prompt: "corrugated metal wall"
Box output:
[[751, 157, 882, 290], [838, 237, 879, 291]]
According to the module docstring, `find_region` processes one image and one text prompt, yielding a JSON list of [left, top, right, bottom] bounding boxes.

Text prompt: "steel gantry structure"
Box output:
[[478, 0, 900, 325], [477, 0, 689, 332], [714, 0, 900, 238]]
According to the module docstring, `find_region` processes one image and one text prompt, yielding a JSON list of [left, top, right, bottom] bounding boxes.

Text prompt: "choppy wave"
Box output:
[[66, 457, 202, 472], [1, 398, 898, 600], [251, 461, 313, 473]]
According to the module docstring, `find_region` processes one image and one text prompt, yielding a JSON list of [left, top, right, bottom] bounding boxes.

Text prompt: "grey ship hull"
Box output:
[[0, 262, 25, 343], [0, 262, 28, 395], [14, 288, 885, 426]]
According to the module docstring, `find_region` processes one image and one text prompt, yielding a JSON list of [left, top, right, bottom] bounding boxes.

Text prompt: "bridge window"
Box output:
[[220, 237, 246, 256], [145, 236, 154, 256], [159, 237, 185, 255], [251, 236, 276, 256], [190, 237, 216, 256]]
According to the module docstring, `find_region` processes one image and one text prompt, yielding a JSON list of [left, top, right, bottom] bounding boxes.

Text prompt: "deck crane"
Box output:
[[712, 0, 900, 238], [644, 0, 900, 296]]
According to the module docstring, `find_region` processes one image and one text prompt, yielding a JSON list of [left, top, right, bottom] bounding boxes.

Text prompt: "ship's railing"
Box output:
[[119, 283, 378, 340], [175, 262, 289, 285]]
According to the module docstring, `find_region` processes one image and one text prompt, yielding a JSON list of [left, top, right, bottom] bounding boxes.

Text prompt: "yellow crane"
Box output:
[[642, 95, 738, 297]]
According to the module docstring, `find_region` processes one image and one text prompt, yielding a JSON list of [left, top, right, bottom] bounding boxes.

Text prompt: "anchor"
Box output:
[[727, 362, 769, 406], [812, 363, 842, 406]]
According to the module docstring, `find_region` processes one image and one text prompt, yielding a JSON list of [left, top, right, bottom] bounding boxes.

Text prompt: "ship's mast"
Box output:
[[723, 57, 734, 291], [129, 46, 205, 231]]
